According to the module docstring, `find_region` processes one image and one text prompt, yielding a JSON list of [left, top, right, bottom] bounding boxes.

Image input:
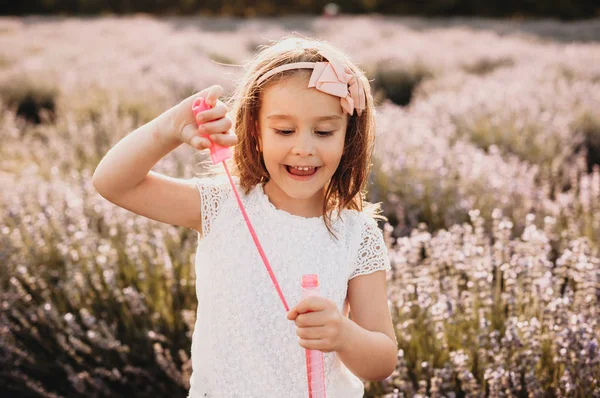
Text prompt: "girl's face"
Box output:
[[257, 73, 348, 216]]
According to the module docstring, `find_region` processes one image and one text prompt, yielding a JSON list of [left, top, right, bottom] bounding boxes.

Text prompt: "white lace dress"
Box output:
[[187, 175, 391, 398]]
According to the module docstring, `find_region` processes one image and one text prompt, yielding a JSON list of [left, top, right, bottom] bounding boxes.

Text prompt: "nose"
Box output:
[[291, 130, 315, 157]]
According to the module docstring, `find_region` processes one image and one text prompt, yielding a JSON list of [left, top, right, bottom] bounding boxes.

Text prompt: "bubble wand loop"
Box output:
[[193, 97, 327, 397]]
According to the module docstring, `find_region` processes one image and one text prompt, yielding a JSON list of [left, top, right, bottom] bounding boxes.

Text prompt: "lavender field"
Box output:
[[1, 15, 600, 397]]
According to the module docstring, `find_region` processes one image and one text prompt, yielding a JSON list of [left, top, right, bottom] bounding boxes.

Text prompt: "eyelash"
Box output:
[[274, 129, 335, 137]]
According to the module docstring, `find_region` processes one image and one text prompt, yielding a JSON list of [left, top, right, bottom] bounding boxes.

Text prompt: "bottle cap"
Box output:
[[301, 274, 319, 288]]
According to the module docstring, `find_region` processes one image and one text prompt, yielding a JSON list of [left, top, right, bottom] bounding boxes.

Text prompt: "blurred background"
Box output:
[[1, 1, 599, 397], [1, 0, 600, 19]]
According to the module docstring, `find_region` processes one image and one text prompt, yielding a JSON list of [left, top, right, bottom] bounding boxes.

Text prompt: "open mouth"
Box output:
[[284, 165, 320, 178]]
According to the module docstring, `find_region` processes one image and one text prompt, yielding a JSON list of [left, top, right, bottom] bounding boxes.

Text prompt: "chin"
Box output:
[[281, 182, 325, 200], [274, 175, 327, 199]]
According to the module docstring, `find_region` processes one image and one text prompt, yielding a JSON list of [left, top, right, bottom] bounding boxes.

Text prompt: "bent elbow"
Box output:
[[378, 342, 398, 381], [92, 176, 109, 198]]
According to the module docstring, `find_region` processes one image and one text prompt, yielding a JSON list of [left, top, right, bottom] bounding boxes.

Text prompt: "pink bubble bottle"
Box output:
[[192, 97, 232, 164], [301, 274, 327, 398]]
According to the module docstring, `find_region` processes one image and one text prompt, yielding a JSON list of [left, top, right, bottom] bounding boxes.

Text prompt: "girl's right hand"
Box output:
[[169, 85, 238, 151]]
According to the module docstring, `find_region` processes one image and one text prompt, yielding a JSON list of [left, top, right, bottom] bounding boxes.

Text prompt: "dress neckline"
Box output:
[[256, 182, 343, 224]]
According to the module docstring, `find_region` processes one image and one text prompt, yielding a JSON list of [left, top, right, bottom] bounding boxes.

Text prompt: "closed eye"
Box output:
[[274, 129, 335, 137], [274, 129, 294, 136], [316, 131, 335, 137]]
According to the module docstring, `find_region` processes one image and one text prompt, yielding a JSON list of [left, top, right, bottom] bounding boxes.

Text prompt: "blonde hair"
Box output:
[[198, 35, 385, 239]]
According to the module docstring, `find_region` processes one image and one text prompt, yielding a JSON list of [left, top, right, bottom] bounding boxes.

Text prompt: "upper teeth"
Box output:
[[291, 166, 315, 171]]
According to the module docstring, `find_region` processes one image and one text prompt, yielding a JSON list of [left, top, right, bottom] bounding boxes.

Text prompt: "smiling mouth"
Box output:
[[284, 165, 320, 176]]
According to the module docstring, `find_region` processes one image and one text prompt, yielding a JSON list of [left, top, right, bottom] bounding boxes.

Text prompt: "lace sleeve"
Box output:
[[193, 176, 230, 239], [348, 214, 391, 280]]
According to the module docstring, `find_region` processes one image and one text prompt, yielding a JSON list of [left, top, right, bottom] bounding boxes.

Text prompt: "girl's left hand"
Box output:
[[286, 296, 349, 353]]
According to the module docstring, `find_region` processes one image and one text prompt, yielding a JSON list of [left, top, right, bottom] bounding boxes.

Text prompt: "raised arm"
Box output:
[[92, 85, 236, 232]]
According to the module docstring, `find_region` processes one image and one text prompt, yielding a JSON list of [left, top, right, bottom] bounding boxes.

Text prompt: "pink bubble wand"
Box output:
[[192, 97, 326, 397], [192, 97, 289, 310], [301, 274, 327, 398]]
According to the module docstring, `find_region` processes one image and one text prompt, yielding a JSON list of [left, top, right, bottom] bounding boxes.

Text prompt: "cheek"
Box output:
[[261, 145, 280, 163], [260, 147, 285, 174], [261, 134, 280, 152], [325, 138, 346, 166]]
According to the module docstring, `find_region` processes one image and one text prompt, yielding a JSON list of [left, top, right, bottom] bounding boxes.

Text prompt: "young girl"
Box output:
[[92, 36, 397, 397]]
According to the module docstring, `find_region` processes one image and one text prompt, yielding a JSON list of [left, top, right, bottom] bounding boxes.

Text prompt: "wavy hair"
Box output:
[[201, 35, 385, 240]]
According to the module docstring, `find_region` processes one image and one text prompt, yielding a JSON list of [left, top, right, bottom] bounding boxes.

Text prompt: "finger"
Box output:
[[190, 136, 211, 150], [297, 325, 328, 339], [295, 311, 327, 327], [298, 338, 329, 352], [195, 104, 228, 125], [288, 296, 317, 320], [182, 89, 211, 109], [295, 296, 326, 315], [205, 85, 223, 107], [210, 132, 238, 147], [198, 117, 232, 135], [182, 124, 200, 144], [287, 301, 304, 320], [183, 124, 214, 150]]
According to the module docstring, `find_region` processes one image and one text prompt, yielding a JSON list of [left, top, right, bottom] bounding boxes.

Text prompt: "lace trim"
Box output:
[[256, 182, 345, 225], [193, 176, 231, 239], [349, 216, 391, 280]]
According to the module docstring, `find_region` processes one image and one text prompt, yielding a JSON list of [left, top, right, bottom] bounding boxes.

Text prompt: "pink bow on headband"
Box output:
[[256, 49, 366, 116], [307, 49, 366, 116]]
